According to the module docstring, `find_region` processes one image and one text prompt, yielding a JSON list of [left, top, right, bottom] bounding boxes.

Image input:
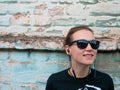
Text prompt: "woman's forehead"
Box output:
[[71, 30, 95, 40]]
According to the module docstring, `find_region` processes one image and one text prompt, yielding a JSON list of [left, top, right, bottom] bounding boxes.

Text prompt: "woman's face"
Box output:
[[65, 29, 98, 66]]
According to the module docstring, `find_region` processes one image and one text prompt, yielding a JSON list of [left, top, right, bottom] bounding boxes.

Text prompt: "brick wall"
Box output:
[[0, 0, 120, 90]]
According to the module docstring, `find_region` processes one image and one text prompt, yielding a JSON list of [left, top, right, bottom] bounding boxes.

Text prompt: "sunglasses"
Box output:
[[69, 39, 100, 49]]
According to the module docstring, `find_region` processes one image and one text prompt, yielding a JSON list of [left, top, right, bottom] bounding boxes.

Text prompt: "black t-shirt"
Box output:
[[46, 68, 114, 90]]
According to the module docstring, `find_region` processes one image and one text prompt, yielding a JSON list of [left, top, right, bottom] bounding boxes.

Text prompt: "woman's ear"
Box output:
[[64, 45, 70, 55]]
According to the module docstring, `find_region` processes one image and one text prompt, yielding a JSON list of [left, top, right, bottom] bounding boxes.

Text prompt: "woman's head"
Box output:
[[64, 25, 100, 66]]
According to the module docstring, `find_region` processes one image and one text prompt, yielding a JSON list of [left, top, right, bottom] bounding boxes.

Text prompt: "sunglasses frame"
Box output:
[[69, 39, 100, 49]]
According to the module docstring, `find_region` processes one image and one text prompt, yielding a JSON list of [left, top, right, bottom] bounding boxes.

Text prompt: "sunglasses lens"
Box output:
[[90, 40, 100, 49], [77, 40, 88, 49]]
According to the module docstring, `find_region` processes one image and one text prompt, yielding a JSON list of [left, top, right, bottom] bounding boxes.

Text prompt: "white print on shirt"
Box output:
[[78, 84, 101, 90]]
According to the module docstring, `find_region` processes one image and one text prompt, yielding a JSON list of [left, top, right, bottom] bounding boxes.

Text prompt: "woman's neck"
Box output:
[[69, 64, 91, 78]]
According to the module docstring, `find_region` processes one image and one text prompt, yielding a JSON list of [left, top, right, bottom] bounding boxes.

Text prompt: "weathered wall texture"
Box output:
[[0, 0, 120, 90]]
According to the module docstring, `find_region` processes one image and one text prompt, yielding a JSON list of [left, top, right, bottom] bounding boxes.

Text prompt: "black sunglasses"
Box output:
[[69, 39, 100, 49]]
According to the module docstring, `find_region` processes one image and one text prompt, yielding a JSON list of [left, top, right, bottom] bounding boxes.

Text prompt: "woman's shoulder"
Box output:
[[47, 68, 69, 81], [92, 69, 113, 81]]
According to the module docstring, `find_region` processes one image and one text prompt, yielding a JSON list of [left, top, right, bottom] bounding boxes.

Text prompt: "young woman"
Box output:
[[46, 25, 114, 90]]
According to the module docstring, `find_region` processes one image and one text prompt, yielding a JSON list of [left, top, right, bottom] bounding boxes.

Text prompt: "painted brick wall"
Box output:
[[0, 0, 120, 90]]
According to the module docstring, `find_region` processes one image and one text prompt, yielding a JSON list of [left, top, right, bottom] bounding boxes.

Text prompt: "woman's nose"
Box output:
[[85, 43, 93, 50]]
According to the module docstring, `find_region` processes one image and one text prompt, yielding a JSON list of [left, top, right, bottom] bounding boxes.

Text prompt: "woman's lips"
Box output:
[[83, 54, 94, 56]]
